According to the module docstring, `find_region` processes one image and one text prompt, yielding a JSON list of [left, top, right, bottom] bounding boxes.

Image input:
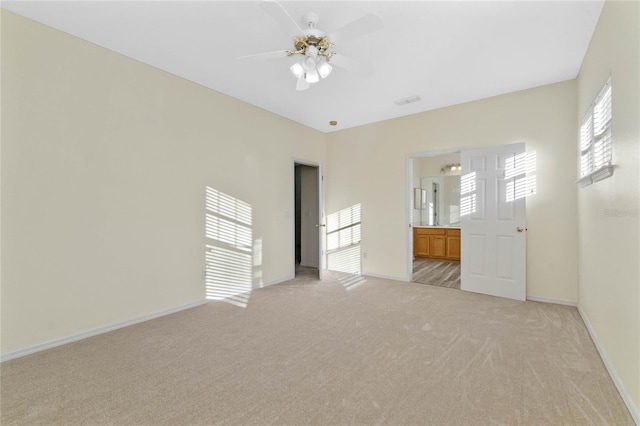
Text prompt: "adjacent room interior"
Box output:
[[1, 1, 638, 424], [411, 152, 462, 289]]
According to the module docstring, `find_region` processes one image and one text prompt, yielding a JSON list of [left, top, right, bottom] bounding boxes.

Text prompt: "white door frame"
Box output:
[[405, 148, 463, 282], [292, 159, 326, 279]]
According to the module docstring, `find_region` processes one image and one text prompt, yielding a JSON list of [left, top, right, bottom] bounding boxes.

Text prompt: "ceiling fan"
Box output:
[[238, 0, 383, 91]]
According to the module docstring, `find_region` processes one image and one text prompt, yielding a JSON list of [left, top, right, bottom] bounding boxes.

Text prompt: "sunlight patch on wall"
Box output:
[[460, 172, 477, 217], [205, 187, 255, 308], [327, 245, 361, 275], [505, 151, 537, 202], [253, 238, 263, 288], [326, 203, 362, 274]]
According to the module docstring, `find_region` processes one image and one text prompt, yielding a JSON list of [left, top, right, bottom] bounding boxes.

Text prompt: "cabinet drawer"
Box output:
[[446, 229, 461, 236], [415, 228, 446, 235]]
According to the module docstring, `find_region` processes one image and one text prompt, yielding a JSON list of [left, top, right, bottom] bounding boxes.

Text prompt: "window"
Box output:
[[578, 77, 613, 187]]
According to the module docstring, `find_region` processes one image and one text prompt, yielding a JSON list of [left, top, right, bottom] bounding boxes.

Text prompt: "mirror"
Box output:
[[419, 176, 460, 226]]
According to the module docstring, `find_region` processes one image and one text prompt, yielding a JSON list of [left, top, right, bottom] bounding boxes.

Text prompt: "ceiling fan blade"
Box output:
[[330, 54, 373, 78], [296, 77, 310, 91], [260, 0, 305, 39], [236, 50, 288, 61], [327, 13, 383, 44]]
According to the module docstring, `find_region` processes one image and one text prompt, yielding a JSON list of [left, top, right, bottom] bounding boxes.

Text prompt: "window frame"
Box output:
[[577, 77, 614, 188]]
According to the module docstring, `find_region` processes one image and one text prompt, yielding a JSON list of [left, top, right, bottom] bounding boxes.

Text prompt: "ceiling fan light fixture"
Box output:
[[290, 61, 304, 79], [305, 68, 320, 83], [317, 58, 332, 79], [303, 55, 317, 71]]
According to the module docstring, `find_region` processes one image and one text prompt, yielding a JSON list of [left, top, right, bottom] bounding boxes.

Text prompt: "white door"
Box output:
[[460, 143, 527, 301]]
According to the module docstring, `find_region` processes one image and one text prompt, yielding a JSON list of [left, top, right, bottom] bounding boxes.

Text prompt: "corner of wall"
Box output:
[[575, 0, 640, 420]]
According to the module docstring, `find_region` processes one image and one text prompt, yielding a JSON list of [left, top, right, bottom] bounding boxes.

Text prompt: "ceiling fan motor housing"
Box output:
[[285, 12, 335, 61], [292, 35, 334, 61]]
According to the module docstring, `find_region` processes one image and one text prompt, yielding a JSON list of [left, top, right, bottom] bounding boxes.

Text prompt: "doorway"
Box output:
[[407, 144, 529, 301], [409, 151, 462, 289], [294, 162, 322, 280]]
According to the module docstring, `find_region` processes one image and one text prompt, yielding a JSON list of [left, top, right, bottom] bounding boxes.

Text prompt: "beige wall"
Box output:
[[326, 80, 579, 301], [576, 0, 640, 417], [1, 11, 327, 354]]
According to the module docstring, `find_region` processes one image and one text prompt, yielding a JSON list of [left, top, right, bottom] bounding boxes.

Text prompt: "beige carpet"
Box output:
[[1, 274, 633, 425]]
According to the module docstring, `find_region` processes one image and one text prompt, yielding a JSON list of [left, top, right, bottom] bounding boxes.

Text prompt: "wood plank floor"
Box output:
[[412, 258, 461, 289]]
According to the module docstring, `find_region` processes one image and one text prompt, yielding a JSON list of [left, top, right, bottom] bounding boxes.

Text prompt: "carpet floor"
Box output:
[[412, 258, 461, 289], [0, 274, 633, 425], [295, 263, 320, 280]]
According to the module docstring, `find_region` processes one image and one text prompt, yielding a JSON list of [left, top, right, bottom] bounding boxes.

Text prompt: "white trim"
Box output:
[[405, 148, 465, 282], [526, 295, 577, 307], [1, 299, 208, 362], [406, 155, 414, 281], [408, 147, 465, 159], [576, 165, 616, 188], [578, 306, 640, 425], [254, 273, 295, 289], [291, 158, 326, 280]]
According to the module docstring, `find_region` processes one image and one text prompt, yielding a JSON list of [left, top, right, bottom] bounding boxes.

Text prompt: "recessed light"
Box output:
[[329, 121, 337, 126]]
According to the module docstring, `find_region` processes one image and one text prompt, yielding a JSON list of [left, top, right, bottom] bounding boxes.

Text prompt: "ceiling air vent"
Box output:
[[394, 95, 421, 106]]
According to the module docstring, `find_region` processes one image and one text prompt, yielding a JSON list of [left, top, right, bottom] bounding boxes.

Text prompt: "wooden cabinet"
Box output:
[[414, 232, 429, 257], [446, 229, 461, 259], [429, 235, 447, 258], [414, 227, 460, 261]]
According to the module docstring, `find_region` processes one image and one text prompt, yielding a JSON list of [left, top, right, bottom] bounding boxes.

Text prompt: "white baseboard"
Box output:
[[0, 299, 208, 363], [253, 273, 294, 289], [578, 306, 640, 425], [526, 295, 577, 307]]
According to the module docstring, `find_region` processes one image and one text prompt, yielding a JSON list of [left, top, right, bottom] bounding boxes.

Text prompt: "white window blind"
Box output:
[[579, 78, 613, 185]]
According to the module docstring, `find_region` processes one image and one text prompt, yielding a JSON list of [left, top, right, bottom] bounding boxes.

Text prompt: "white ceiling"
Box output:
[[2, 1, 604, 133]]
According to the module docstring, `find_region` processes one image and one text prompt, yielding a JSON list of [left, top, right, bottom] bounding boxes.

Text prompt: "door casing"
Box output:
[[405, 149, 462, 281], [293, 159, 325, 279]]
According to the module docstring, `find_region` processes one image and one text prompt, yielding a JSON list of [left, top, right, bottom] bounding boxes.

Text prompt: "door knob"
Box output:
[[316, 224, 326, 227], [517, 227, 526, 232]]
